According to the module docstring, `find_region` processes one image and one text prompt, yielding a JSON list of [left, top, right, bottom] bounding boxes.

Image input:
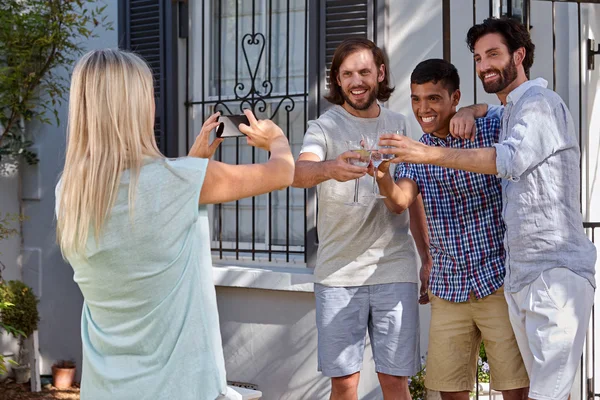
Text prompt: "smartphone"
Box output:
[[215, 114, 250, 138]]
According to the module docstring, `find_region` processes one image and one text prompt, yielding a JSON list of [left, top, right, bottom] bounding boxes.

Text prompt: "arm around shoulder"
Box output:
[[450, 104, 491, 141]]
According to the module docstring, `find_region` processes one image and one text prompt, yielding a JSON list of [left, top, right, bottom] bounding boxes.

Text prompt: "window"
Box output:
[[189, 0, 309, 264], [186, 0, 383, 266]]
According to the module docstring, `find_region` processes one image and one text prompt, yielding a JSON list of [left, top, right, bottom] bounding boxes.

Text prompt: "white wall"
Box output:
[[388, 0, 443, 140], [14, 0, 119, 378], [388, 0, 500, 142], [580, 4, 600, 223], [216, 287, 383, 400], [523, 2, 600, 393]]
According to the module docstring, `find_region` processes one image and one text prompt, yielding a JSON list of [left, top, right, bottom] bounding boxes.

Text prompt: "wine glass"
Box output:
[[389, 118, 407, 155], [376, 119, 405, 170], [380, 130, 397, 163], [344, 139, 371, 207], [362, 134, 386, 199]]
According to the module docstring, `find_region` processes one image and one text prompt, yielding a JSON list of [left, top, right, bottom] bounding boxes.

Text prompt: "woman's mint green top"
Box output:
[[57, 158, 228, 400]]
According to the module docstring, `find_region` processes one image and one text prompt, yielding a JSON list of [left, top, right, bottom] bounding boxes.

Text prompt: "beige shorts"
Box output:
[[425, 286, 529, 392]]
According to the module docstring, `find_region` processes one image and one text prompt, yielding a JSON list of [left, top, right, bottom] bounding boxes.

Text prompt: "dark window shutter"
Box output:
[[324, 1, 369, 89], [118, 0, 179, 157]]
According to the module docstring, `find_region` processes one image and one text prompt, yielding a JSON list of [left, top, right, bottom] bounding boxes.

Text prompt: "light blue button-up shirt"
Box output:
[[488, 78, 596, 292]]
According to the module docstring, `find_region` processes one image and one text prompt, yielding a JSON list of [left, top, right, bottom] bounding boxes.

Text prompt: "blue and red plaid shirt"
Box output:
[[395, 117, 505, 302]]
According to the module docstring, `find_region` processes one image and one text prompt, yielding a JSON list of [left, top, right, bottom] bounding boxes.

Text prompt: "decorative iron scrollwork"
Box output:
[[230, 31, 294, 119], [234, 33, 273, 99]]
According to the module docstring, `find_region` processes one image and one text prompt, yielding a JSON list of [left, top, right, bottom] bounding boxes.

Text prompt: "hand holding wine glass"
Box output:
[[361, 134, 384, 199], [344, 139, 371, 206], [363, 132, 396, 198], [367, 158, 392, 180], [327, 151, 369, 182]]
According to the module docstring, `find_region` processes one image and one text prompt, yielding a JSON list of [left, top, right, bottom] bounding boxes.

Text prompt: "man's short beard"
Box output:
[[480, 58, 518, 93], [341, 87, 379, 111]]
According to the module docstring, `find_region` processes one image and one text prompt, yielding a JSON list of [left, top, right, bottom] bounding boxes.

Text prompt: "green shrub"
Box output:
[[0, 280, 39, 339], [0, 299, 22, 374], [0, 214, 25, 373], [0, 280, 39, 366]]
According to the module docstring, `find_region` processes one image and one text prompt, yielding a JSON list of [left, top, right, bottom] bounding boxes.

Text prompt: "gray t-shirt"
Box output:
[[300, 104, 419, 287]]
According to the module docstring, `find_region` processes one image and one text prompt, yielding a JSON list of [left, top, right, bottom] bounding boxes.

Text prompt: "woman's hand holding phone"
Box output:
[[238, 109, 288, 152], [188, 111, 223, 159], [189, 109, 289, 159]]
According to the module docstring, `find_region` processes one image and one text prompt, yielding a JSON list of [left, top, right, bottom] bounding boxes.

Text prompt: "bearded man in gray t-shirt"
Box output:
[[292, 38, 431, 400]]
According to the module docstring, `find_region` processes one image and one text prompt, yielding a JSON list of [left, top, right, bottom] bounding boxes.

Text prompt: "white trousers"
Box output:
[[505, 267, 594, 400]]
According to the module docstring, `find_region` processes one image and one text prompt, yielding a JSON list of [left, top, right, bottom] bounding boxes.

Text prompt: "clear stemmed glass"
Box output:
[[344, 139, 371, 207], [362, 134, 386, 199]]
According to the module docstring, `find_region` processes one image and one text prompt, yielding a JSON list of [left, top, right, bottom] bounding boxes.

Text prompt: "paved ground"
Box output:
[[0, 379, 79, 400]]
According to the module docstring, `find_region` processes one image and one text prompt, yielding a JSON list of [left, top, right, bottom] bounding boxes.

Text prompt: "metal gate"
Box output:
[[184, 1, 381, 266], [185, 0, 310, 264]]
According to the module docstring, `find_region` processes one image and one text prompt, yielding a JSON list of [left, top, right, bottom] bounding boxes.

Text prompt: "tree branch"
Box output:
[[0, 7, 63, 147]]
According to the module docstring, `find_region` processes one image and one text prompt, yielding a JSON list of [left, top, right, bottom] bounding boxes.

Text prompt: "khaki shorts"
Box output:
[[425, 286, 529, 392]]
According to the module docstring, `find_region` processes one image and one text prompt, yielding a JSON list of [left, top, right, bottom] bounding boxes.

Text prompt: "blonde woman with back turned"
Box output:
[[55, 49, 294, 400]]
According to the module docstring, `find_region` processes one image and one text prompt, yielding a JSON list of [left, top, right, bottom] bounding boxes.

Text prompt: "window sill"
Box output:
[[212, 261, 314, 293]]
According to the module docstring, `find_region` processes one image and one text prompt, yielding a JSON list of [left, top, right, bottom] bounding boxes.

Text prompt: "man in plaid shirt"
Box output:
[[373, 59, 529, 400]]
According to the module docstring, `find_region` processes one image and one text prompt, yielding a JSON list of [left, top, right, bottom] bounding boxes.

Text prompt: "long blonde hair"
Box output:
[[57, 49, 163, 258]]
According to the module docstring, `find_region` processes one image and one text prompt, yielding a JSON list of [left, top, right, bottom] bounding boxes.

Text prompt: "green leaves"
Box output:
[[0, 132, 38, 164], [0, 213, 27, 283], [0, 0, 113, 165], [0, 213, 22, 243], [0, 280, 40, 339], [0, 300, 25, 375]]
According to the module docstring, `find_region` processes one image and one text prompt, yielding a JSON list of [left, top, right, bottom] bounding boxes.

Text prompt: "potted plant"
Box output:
[[51, 360, 76, 389], [0, 280, 39, 384]]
